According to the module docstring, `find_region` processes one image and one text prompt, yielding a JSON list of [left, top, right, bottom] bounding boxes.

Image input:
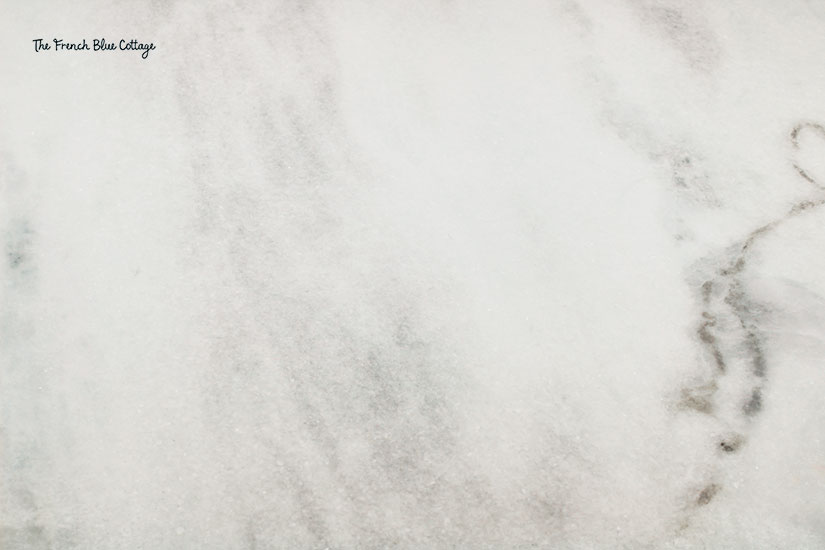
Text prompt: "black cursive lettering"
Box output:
[[32, 38, 50, 52]]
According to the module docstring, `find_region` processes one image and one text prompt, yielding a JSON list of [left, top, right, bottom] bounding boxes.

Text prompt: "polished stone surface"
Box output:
[[2, 1, 825, 548]]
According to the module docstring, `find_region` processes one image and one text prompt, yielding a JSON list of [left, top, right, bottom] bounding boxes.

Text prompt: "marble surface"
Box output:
[[2, 1, 825, 548]]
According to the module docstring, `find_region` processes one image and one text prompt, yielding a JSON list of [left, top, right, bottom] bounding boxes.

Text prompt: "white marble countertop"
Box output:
[[2, 1, 825, 548]]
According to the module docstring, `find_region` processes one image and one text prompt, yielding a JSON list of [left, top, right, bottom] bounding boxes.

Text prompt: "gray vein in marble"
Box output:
[[677, 121, 825, 518]]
